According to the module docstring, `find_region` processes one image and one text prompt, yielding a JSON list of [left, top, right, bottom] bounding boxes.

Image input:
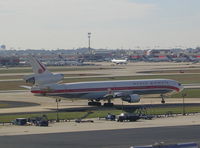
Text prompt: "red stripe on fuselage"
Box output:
[[31, 85, 180, 94]]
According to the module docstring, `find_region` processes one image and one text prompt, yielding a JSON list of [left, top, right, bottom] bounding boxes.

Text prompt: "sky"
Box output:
[[0, 0, 200, 50]]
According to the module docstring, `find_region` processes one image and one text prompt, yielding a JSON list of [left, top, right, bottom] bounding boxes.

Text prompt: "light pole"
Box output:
[[182, 93, 187, 116], [88, 32, 91, 54], [121, 100, 124, 112], [56, 98, 61, 122]]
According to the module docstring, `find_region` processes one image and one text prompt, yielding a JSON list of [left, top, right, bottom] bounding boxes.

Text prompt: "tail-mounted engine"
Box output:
[[23, 73, 64, 85]]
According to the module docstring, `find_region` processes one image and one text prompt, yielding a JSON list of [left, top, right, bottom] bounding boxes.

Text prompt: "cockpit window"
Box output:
[[178, 83, 181, 86]]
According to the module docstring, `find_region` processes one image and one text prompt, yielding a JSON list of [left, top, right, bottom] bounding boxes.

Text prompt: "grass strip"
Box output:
[[0, 110, 122, 122], [171, 88, 200, 98], [0, 66, 120, 74], [1, 106, 200, 123], [146, 106, 200, 115]]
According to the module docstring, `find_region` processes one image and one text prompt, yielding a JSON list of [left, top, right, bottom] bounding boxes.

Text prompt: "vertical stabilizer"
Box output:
[[28, 56, 51, 74], [23, 56, 64, 86]]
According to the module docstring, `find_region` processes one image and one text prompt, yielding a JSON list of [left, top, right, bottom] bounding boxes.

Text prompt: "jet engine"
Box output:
[[122, 94, 140, 103], [23, 73, 64, 85]]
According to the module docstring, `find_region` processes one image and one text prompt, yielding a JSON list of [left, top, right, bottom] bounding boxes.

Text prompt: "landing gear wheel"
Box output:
[[161, 94, 165, 104], [95, 102, 101, 106], [103, 103, 114, 107], [103, 98, 114, 107], [88, 102, 101, 106], [88, 102, 93, 106], [161, 100, 165, 104]]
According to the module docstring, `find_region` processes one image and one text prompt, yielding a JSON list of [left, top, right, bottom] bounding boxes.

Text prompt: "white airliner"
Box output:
[[23, 56, 184, 106], [111, 59, 127, 64]]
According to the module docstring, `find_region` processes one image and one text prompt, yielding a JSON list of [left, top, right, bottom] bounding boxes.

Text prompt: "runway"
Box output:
[[1, 62, 200, 83], [0, 100, 39, 108], [0, 125, 199, 148]]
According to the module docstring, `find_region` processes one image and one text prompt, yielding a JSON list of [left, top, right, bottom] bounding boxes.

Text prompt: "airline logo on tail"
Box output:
[[29, 56, 49, 75], [36, 59, 46, 74], [23, 56, 64, 86]]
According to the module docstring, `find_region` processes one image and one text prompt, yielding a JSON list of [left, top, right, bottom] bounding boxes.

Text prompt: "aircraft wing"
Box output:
[[20, 85, 32, 90], [103, 92, 127, 99], [103, 91, 141, 103]]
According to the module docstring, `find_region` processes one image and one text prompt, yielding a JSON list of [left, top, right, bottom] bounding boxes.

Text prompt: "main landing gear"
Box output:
[[161, 94, 165, 104], [88, 99, 114, 107], [88, 100, 101, 106], [103, 98, 114, 107]]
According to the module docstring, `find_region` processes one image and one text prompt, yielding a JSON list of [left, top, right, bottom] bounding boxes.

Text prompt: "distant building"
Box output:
[[0, 57, 19, 66], [146, 49, 172, 56]]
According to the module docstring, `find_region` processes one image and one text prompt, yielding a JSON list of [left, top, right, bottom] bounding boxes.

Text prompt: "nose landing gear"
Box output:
[[161, 94, 165, 104], [103, 98, 114, 107]]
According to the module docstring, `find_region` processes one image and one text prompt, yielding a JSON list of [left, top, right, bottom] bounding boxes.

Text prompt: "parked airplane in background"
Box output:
[[111, 58, 127, 64], [22, 56, 184, 106]]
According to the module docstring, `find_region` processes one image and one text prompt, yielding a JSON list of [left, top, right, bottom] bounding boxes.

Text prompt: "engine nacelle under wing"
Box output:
[[122, 94, 140, 103], [23, 73, 64, 85]]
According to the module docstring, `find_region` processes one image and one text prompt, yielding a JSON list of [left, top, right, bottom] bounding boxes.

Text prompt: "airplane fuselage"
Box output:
[[31, 79, 183, 100], [111, 59, 127, 64]]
